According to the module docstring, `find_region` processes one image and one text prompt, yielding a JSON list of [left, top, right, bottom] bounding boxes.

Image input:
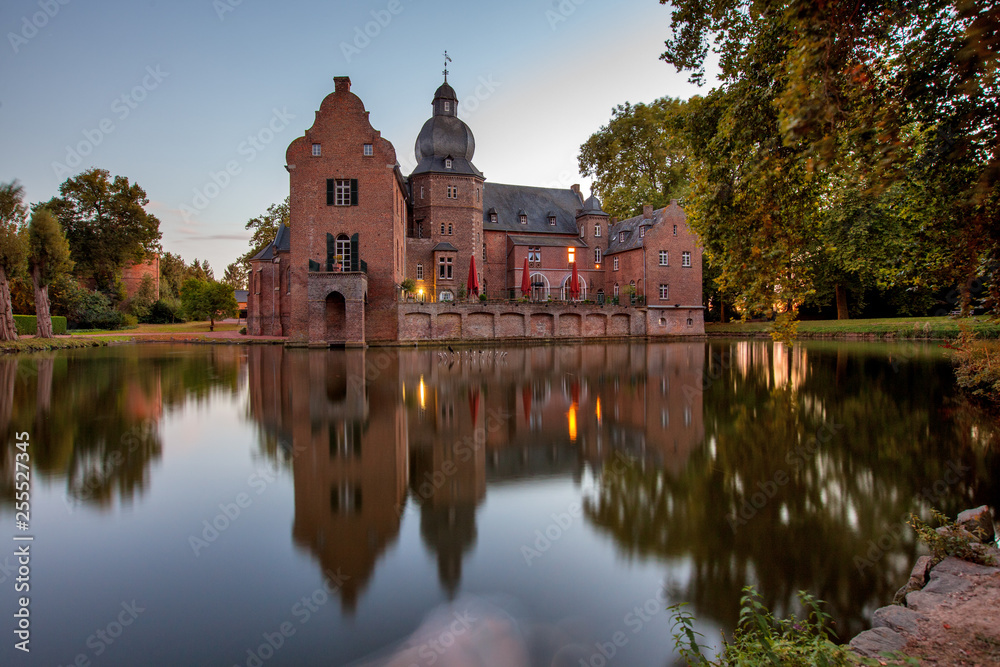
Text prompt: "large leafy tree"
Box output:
[[222, 262, 246, 290], [578, 98, 690, 219], [239, 198, 289, 271], [27, 207, 73, 338], [180, 278, 237, 331], [45, 168, 162, 294], [0, 181, 28, 341], [660, 0, 999, 317], [159, 252, 188, 299]]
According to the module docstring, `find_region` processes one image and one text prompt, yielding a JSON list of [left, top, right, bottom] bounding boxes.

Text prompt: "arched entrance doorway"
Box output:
[[325, 291, 346, 340]]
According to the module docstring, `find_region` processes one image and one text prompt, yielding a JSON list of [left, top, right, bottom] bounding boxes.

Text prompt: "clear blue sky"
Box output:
[[1, 0, 714, 275]]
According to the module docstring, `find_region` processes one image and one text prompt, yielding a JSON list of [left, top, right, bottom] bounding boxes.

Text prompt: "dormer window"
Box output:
[[490, 213, 497, 223], [519, 210, 527, 225], [311, 143, 321, 156], [619, 231, 627, 242], [445, 158, 453, 169], [548, 213, 557, 226], [640, 227, 646, 238], [363, 143, 373, 156]]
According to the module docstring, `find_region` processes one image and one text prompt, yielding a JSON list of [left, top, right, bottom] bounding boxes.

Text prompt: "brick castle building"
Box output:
[[248, 75, 704, 344]]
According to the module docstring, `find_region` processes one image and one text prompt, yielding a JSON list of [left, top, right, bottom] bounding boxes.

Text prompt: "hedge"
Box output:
[[13, 315, 68, 335]]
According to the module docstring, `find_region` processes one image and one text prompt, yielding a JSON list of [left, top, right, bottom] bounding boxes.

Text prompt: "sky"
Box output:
[[1, 0, 716, 276]]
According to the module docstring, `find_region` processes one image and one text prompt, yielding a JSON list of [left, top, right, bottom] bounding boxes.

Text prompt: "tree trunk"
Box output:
[[0, 265, 18, 341], [32, 265, 53, 338], [720, 301, 728, 324], [835, 284, 849, 320], [210, 315, 215, 332]]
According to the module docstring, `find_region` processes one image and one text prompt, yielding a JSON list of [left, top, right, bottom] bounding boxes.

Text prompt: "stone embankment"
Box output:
[[850, 506, 1000, 664]]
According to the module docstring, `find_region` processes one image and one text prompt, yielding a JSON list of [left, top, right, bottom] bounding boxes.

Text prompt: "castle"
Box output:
[[247, 75, 704, 345]]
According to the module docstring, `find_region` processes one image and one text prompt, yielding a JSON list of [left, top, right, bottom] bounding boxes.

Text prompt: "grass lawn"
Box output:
[[68, 321, 241, 336], [707, 316, 1000, 339]]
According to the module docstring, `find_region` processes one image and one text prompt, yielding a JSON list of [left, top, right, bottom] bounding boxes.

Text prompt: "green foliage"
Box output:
[[952, 329, 1000, 403], [0, 180, 28, 277], [222, 261, 245, 290], [579, 98, 691, 218], [126, 274, 157, 322], [669, 587, 871, 666], [908, 508, 998, 566], [44, 168, 161, 291], [146, 297, 187, 324], [67, 289, 132, 330], [13, 315, 67, 335], [185, 258, 214, 282], [400, 278, 416, 294], [239, 198, 289, 271], [159, 252, 188, 299], [180, 278, 237, 329], [27, 207, 73, 286]]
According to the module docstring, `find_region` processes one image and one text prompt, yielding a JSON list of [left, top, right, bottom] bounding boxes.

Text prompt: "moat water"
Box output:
[[1, 341, 997, 666]]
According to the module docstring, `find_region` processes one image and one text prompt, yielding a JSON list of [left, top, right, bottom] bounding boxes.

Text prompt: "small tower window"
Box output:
[[311, 143, 321, 156], [595, 248, 602, 264], [673, 224, 678, 236], [444, 101, 451, 113], [445, 158, 453, 169], [448, 223, 453, 235], [447, 186, 458, 199], [594, 224, 601, 237], [363, 143, 373, 156]]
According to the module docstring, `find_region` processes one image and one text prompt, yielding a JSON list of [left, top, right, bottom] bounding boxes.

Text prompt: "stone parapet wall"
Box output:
[[397, 302, 705, 342]]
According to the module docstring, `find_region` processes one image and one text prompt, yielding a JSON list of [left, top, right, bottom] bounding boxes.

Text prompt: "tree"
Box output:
[[222, 262, 246, 290], [180, 278, 237, 331], [185, 258, 213, 282], [660, 0, 1000, 317], [159, 252, 187, 299], [27, 207, 73, 338], [0, 181, 28, 341], [45, 168, 161, 294], [239, 198, 289, 271], [579, 98, 691, 219]]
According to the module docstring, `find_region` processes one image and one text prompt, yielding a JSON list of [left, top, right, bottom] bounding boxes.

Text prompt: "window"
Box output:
[[483, 242, 486, 261], [519, 214, 527, 224], [311, 143, 321, 156], [440, 223, 445, 235], [594, 247, 602, 264], [619, 231, 626, 242], [579, 225, 584, 237], [416, 264, 423, 279], [438, 256, 453, 279], [567, 247, 575, 265], [489, 212, 497, 223], [420, 186, 425, 199], [613, 283, 619, 296], [336, 234, 351, 269], [447, 223, 453, 235], [445, 158, 453, 169], [640, 227, 646, 238], [528, 247, 541, 266], [682, 251, 691, 267], [439, 290, 454, 302], [549, 215, 557, 226], [447, 186, 458, 199], [327, 179, 357, 206], [363, 143, 373, 156], [659, 284, 669, 300], [613, 257, 619, 271], [673, 224, 678, 236], [594, 224, 601, 237], [476, 189, 480, 202], [444, 101, 451, 113], [659, 250, 668, 266]]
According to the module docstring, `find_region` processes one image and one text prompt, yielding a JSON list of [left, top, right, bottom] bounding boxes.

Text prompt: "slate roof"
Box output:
[[482, 183, 584, 234], [234, 290, 249, 303], [508, 235, 586, 248], [432, 242, 458, 252], [252, 224, 290, 260], [606, 211, 657, 256]]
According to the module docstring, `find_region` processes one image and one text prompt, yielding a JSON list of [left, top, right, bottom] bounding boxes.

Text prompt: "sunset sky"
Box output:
[[1, 0, 716, 274]]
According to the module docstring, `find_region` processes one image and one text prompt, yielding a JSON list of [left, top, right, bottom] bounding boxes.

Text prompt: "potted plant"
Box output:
[[400, 278, 415, 301]]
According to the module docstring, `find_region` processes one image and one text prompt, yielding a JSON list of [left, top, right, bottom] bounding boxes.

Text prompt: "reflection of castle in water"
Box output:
[[246, 343, 706, 610]]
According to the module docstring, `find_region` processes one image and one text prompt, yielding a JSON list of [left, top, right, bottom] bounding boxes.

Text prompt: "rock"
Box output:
[[849, 627, 908, 658], [956, 505, 995, 543], [922, 572, 973, 596], [905, 590, 946, 612], [909, 555, 933, 587], [933, 555, 1000, 577], [872, 605, 926, 636]]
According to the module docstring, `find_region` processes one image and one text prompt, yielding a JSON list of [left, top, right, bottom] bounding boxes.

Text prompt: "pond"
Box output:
[[0, 341, 997, 666]]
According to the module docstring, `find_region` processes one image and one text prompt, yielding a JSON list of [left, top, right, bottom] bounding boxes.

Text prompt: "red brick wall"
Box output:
[[247, 254, 290, 336], [644, 201, 703, 308], [120, 256, 160, 299], [285, 76, 407, 342]]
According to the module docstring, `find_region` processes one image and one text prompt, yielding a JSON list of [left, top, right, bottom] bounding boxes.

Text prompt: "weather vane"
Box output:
[[443, 50, 452, 82]]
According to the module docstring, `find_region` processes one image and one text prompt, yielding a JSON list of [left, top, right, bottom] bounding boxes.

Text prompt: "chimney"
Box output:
[[334, 76, 351, 93], [570, 184, 581, 196], [643, 204, 653, 219], [610, 216, 618, 225]]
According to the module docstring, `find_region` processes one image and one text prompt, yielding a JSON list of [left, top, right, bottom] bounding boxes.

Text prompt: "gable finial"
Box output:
[[443, 50, 452, 82]]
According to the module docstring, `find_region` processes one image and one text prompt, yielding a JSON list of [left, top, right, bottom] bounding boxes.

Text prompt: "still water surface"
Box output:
[[0, 341, 997, 666]]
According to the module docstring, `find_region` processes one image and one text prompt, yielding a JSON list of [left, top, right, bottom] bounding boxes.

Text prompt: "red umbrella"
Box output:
[[520, 257, 530, 297], [467, 254, 480, 297], [469, 387, 480, 423], [570, 260, 580, 299]]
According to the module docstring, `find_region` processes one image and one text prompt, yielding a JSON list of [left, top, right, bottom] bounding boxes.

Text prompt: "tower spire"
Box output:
[[442, 50, 452, 83]]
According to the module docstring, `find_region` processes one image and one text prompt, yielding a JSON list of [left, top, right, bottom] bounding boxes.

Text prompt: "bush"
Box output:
[[239, 326, 247, 335], [126, 274, 157, 322], [13, 315, 68, 335], [146, 298, 186, 324], [67, 289, 132, 330], [908, 508, 997, 566], [953, 329, 1000, 404]]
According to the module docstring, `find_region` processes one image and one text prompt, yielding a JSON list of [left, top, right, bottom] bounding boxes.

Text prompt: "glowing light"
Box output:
[[418, 376, 426, 410], [595, 397, 602, 424], [568, 403, 578, 441]]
